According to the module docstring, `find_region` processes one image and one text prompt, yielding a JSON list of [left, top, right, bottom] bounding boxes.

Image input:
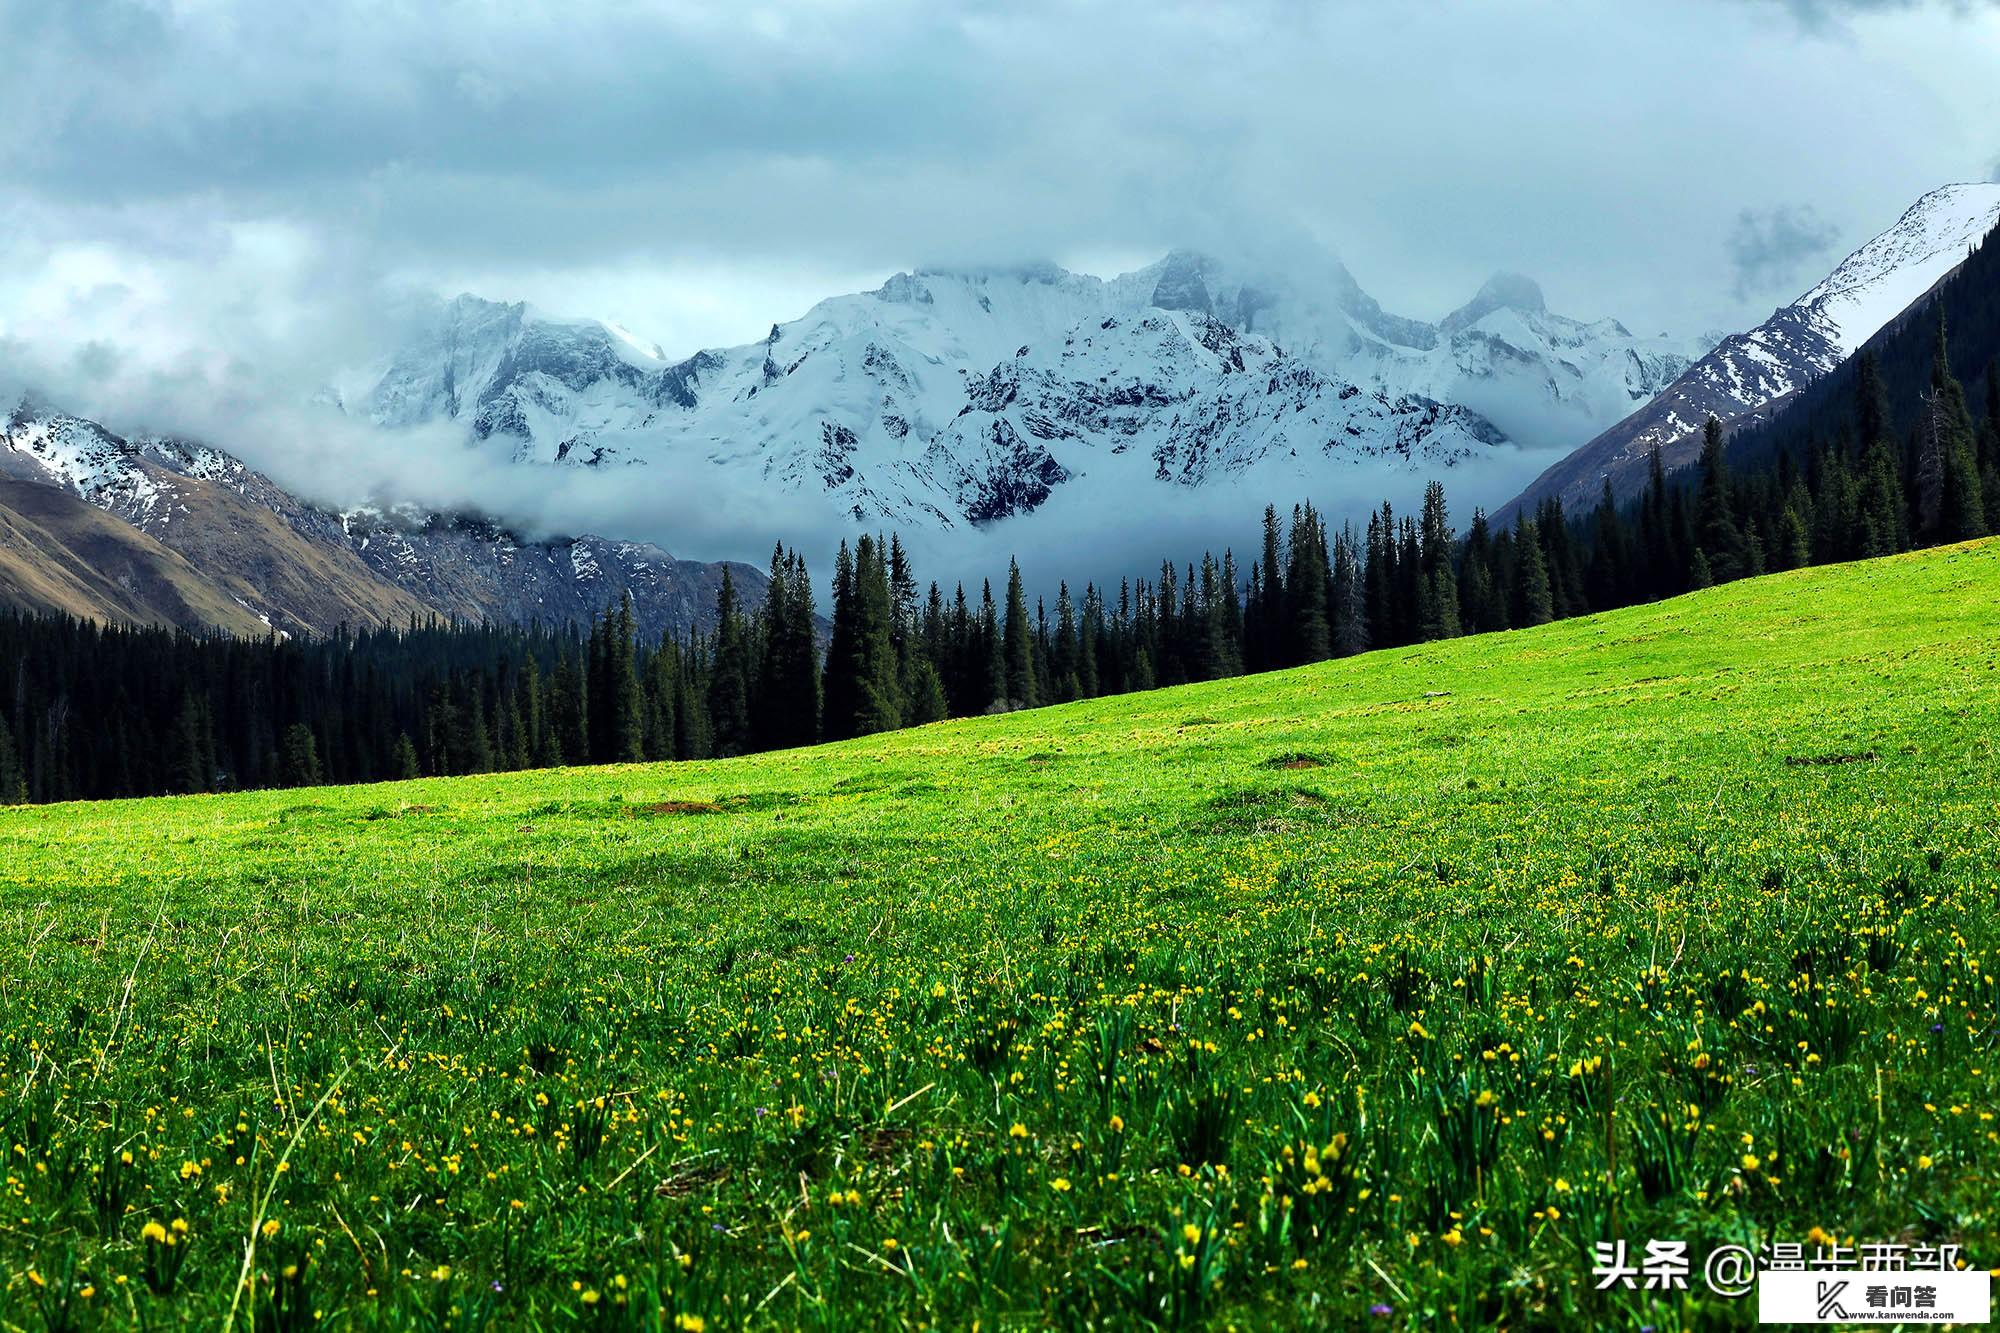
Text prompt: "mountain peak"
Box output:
[[1441, 271, 1546, 335], [1790, 180, 2000, 356], [1149, 249, 1217, 315]]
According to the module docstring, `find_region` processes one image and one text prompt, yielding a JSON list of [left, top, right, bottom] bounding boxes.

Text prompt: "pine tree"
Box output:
[[1982, 359, 2000, 531], [170, 693, 210, 794], [673, 642, 711, 759], [1128, 646, 1155, 692], [0, 713, 22, 804], [643, 640, 679, 760], [978, 580, 1005, 713], [1256, 505, 1285, 671], [823, 535, 901, 737], [1218, 551, 1245, 676], [1416, 481, 1460, 639], [852, 535, 903, 735], [449, 676, 493, 774], [1776, 505, 1811, 570], [1694, 416, 1743, 583], [1282, 504, 1331, 663], [499, 670, 530, 769], [1324, 524, 1364, 654], [391, 732, 421, 781], [1459, 510, 1504, 632], [516, 655, 546, 768], [756, 547, 820, 750], [821, 542, 859, 739], [279, 723, 323, 788], [611, 595, 646, 761], [1586, 478, 1626, 609], [903, 660, 948, 725], [1924, 311, 1985, 542], [1052, 583, 1082, 700], [1363, 504, 1395, 647], [1514, 517, 1554, 626], [1002, 559, 1036, 709], [707, 568, 753, 756]]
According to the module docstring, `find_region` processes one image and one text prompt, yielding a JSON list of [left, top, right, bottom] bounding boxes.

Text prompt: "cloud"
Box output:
[[1768, 0, 1999, 21], [6, 0, 2000, 571], [1727, 205, 1843, 301]]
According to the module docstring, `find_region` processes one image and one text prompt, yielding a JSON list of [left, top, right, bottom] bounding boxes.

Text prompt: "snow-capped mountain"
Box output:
[[1, 402, 758, 639], [1126, 253, 1709, 447], [351, 250, 1703, 532], [1503, 182, 2000, 517]]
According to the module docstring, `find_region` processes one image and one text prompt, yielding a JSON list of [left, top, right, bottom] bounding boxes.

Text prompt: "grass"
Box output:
[[2, 540, 1998, 1329]]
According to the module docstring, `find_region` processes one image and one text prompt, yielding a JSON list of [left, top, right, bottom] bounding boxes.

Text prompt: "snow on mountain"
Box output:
[[1501, 182, 2000, 518], [354, 249, 1696, 533], [0, 407, 171, 524], [1121, 254, 1709, 449], [1794, 182, 2000, 357], [1, 400, 757, 639]]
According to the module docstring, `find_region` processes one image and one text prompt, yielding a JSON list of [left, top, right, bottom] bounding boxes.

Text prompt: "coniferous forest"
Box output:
[[2, 316, 1994, 807]]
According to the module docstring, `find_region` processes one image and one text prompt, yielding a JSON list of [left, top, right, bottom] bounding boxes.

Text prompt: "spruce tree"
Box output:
[[903, 660, 949, 725], [978, 580, 1005, 713], [821, 542, 859, 739], [279, 723, 323, 788], [1330, 523, 1369, 653], [449, 676, 493, 774], [1924, 312, 1985, 542], [1982, 359, 2000, 531], [643, 641, 679, 760], [1417, 481, 1460, 639], [1514, 518, 1554, 626], [0, 714, 21, 804], [852, 535, 904, 735], [170, 693, 210, 794], [549, 652, 589, 765], [1694, 416, 1743, 583], [1257, 505, 1285, 671], [707, 568, 753, 757], [1002, 559, 1037, 709], [1218, 551, 1245, 676], [392, 732, 421, 781], [1052, 583, 1082, 700], [516, 655, 545, 767], [1282, 504, 1331, 663], [611, 595, 646, 761], [756, 547, 820, 750], [1586, 478, 1625, 609]]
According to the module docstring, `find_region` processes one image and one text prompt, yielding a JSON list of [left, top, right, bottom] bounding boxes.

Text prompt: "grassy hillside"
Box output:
[[0, 478, 273, 637], [3, 541, 1997, 1329]]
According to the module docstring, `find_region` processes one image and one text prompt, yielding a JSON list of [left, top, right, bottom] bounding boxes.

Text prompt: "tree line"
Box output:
[[2, 312, 1995, 806]]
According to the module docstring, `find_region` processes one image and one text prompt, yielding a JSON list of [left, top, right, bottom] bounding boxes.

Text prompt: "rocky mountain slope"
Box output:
[[1501, 182, 2000, 517], [0, 477, 275, 636], [1, 404, 759, 640], [347, 249, 1706, 531]]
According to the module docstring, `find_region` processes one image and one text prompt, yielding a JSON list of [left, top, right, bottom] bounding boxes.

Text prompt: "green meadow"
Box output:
[[2, 540, 1997, 1330]]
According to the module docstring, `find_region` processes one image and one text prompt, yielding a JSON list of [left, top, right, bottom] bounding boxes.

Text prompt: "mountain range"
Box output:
[[6, 182, 1995, 641], [343, 250, 1709, 529]]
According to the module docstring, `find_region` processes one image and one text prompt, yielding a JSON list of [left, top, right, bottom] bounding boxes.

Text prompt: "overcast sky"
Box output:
[[5, 0, 1998, 362], [2, 0, 1998, 578]]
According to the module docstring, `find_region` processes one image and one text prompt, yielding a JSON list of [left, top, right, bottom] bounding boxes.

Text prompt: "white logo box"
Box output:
[[1759, 1270, 1990, 1325]]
